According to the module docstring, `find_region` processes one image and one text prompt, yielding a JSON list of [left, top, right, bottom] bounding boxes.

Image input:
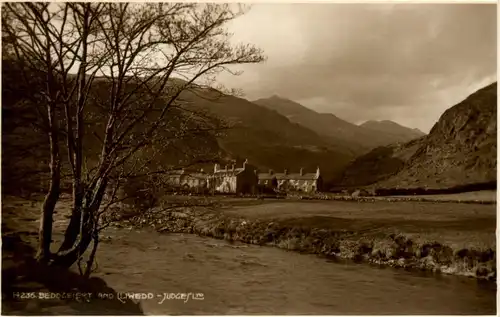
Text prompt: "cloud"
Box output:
[[219, 3, 497, 132]]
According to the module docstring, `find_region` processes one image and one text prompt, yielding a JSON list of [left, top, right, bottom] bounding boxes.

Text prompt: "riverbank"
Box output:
[[2, 195, 496, 285], [1, 196, 496, 314], [122, 199, 496, 281], [1, 198, 144, 315], [161, 189, 497, 205]]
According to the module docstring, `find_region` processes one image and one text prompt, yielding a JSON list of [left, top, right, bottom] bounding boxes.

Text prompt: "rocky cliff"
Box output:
[[340, 82, 497, 190]]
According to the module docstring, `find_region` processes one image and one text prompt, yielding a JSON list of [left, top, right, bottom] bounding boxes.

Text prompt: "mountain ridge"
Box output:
[[359, 120, 426, 143], [339, 82, 497, 191], [179, 89, 356, 185], [253, 96, 426, 154], [1, 61, 356, 190], [360, 119, 425, 134]]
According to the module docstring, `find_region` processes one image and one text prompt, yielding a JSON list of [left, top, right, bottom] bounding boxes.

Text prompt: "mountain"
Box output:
[[359, 120, 426, 143], [179, 89, 355, 184], [338, 138, 425, 189], [1, 60, 355, 192], [339, 82, 497, 190], [253, 96, 425, 154]]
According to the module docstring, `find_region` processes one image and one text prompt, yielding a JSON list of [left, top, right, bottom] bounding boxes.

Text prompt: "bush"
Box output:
[[119, 176, 163, 213]]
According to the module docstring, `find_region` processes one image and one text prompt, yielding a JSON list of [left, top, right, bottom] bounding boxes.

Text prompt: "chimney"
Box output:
[[284, 169, 288, 175], [316, 166, 320, 178], [243, 159, 248, 170], [231, 164, 235, 172], [300, 168, 304, 176], [214, 163, 219, 173], [269, 169, 274, 175], [225, 165, 228, 171]]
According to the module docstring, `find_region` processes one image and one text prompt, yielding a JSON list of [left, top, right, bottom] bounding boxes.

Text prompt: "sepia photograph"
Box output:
[[1, 1, 497, 315]]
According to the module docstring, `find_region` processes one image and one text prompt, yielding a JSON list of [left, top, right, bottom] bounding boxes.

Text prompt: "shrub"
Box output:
[[119, 176, 160, 213]]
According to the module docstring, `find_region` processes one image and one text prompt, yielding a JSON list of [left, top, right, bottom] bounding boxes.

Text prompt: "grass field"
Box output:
[[223, 200, 496, 250], [3, 194, 495, 252], [385, 190, 496, 202]]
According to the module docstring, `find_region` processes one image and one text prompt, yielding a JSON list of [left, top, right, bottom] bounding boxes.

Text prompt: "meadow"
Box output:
[[222, 199, 496, 250]]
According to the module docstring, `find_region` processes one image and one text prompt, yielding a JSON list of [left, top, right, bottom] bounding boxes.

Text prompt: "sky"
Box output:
[[217, 3, 497, 133]]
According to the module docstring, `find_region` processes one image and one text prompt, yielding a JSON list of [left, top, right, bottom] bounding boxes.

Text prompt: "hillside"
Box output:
[[360, 120, 425, 143], [338, 138, 425, 189], [1, 62, 354, 192], [253, 96, 425, 154], [339, 82, 497, 190], [180, 89, 355, 183]]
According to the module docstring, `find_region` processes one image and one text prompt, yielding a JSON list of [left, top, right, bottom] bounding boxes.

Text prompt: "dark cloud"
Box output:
[[221, 3, 497, 132]]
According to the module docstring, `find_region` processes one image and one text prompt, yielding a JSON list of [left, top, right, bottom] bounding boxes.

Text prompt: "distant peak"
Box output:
[[320, 112, 341, 119], [253, 94, 286, 103], [361, 120, 400, 127], [359, 120, 426, 136]]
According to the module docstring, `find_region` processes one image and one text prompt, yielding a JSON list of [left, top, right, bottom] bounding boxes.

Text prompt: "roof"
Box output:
[[166, 169, 208, 178], [258, 173, 318, 181], [212, 168, 245, 176]]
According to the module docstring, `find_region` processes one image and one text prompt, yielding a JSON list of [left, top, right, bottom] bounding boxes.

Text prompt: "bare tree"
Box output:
[[2, 2, 265, 269]]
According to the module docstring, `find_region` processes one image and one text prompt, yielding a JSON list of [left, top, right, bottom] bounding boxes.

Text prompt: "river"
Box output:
[[94, 227, 496, 315]]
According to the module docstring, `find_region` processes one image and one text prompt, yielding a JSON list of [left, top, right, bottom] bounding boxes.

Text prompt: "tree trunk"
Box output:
[[52, 204, 95, 268], [36, 127, 61, 263], [59, 4, 88, 254], [57, 186, 83, 253], [52, 177, 108, 268], [84, 233, 99, 278], [36, 175, 60, 262]]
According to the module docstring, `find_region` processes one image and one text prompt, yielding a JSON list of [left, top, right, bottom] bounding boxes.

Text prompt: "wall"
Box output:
[[210, 162, 259, 194], [277, 179, 318, 193], [165, 173, 208, 192], [211, 174, 237, 194], [236, 168, 259, 194]]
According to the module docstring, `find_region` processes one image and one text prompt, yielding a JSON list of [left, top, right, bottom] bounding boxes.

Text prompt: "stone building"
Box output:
[[258, 167, 322, 193], [208, 159, 258, 194], [164, 168, 209, 193]]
